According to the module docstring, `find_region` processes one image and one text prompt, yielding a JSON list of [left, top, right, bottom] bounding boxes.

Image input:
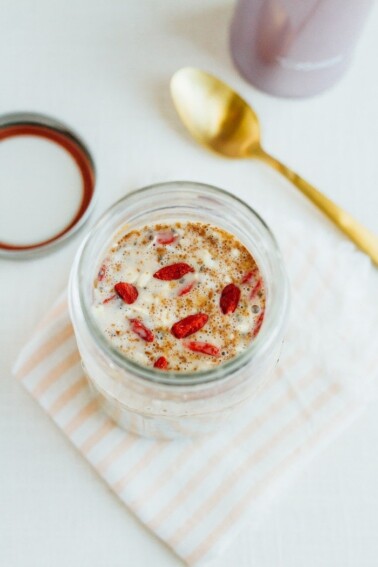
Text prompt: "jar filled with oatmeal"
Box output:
[[69, 181, 289, 438]]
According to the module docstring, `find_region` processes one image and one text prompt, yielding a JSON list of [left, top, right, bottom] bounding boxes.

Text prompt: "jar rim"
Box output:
[[72, 181, 289, 388]]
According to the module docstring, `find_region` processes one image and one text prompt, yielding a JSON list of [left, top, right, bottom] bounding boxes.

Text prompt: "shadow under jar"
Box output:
[[69, 181, 289, 439]]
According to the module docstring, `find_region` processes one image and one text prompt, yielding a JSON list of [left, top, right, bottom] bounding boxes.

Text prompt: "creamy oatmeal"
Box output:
[[92, 222, 265, 372]]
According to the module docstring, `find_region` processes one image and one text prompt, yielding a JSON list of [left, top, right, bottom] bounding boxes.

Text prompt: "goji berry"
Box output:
[[115, 282, 138, 304], [154, 356, 168, 369], [156, 231, 178, 245], [241, 268, 257, 284], [171, 313, 208, 339], [185, 341, 220, 357], [153, 262, 194, 280], [252, 310, 265, 338], [98, 264, 107, 281], [103, 294, 116, 304], [129, 319, 154, 342], [250, 279, 262, 300], [178, 280, 196, 296], [220, 283, 241, 314]]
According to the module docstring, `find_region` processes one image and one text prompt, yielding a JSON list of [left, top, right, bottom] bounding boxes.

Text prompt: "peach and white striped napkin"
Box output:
[[13, 222, 378, 566]]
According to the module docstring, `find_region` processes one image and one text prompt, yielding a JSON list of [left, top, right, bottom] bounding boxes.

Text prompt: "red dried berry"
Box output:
[[98, 264, 107, 281], [153, 262, 194, 281], [171, 313, 208, 339], [154, 356, 168, 369], [220, 283, 241, 314], [252, 310, 265, 338], [178, 280, 196, 297], [241, 268, 257, 284], [129, 319, 154, 342], [250, 279, 262, 300], [103, 294, 116, 304], [156, 231, 178, 245], [185, 341, 220, 357], [114, 282, 138, 304]]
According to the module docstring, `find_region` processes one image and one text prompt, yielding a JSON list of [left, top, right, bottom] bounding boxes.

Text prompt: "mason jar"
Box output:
[[69, 181, 289, 439]]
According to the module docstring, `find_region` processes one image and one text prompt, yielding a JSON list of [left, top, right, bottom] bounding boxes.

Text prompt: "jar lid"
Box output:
[[0, 112, 96, 259]]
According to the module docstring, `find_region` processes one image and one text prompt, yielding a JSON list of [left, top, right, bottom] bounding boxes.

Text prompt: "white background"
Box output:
[[1, 1, 378, 565]]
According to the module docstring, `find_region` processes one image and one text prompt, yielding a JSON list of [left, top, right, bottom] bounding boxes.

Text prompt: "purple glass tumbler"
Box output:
[[230, 0, 374, 97]]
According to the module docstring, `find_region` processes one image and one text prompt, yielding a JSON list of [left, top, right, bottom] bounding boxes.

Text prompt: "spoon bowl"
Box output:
[[170, 67, 378, 266], [171, 67, 261, 158]]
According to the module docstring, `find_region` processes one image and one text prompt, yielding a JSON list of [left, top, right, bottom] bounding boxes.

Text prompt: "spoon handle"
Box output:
[[256, 148, 378, 266]]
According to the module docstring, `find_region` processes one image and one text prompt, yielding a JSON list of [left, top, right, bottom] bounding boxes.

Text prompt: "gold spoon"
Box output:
[[170, 67, 378, 266]]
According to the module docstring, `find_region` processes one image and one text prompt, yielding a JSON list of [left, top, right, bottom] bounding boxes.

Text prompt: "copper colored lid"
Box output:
[[0, 112, 96, 258]]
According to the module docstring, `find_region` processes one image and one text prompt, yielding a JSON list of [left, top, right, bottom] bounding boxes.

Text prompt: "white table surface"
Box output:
[[1, 1, 378, 565]]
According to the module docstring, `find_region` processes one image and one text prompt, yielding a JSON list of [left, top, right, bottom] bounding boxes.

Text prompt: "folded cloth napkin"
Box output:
[[13, 221, 378, 566]]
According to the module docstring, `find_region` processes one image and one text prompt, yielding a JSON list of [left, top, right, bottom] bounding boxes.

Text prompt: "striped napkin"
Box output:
[[13, 221, 378, 566]]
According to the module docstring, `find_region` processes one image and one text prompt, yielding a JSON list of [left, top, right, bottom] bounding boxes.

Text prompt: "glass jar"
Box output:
[[69, 181, 289, 439]]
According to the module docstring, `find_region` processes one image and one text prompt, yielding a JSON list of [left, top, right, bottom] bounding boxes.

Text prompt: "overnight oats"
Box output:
[[69, 182, 289, 438], [92, 222, 266, 373]]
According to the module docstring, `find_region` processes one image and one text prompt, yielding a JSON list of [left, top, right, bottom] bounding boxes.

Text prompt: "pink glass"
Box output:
[[230, 0, 374, 97]]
